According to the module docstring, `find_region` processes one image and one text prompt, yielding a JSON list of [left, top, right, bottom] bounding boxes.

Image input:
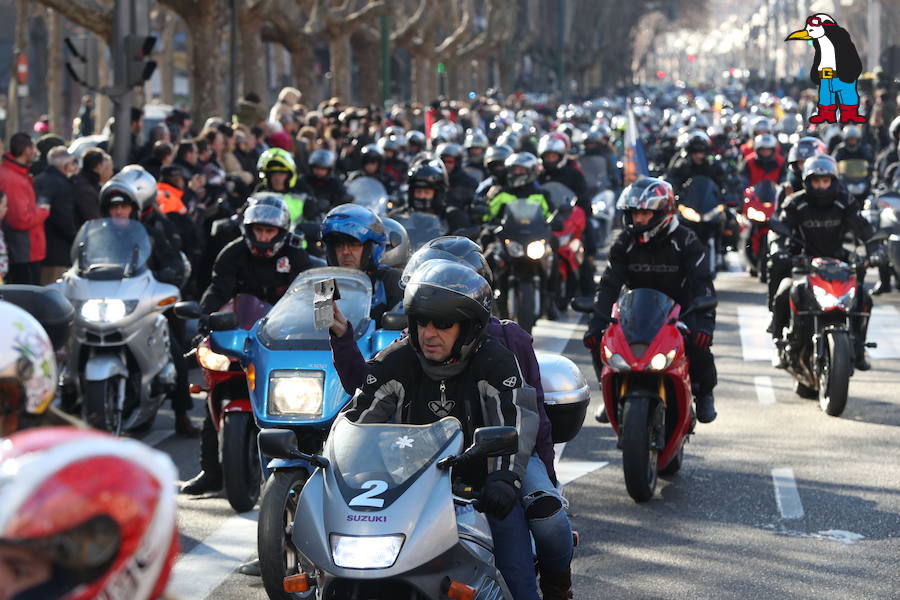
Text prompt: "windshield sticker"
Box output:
[[394, 435, 414, 449]]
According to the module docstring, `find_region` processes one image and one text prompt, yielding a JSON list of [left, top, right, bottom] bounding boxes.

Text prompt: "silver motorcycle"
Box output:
[[58, 218, 181, 433]]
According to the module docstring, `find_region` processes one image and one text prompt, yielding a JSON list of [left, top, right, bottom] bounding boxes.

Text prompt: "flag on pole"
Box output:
[[623, 102, 649, 186]]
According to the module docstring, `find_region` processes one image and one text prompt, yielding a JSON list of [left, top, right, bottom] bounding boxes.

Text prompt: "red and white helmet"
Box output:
[[0, 427, 179, 600], [616, 177, 676, 244]]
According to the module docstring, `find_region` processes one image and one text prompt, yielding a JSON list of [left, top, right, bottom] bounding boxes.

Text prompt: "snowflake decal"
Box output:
[[394, 435, 415, 449]]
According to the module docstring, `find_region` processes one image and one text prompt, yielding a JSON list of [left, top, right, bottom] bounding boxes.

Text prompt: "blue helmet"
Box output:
[[321, 204, 386, 270]]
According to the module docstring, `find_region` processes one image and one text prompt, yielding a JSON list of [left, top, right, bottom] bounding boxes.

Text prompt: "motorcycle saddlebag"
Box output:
[[537, 352, 590, 443], [0, 284, 75, 351]]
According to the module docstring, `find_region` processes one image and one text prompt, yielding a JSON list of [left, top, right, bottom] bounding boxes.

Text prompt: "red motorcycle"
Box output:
[[741, 180, 777, 280], [186, 294, 271, 512], [574, 289, 717, 502], [543, 181, 587, 311]]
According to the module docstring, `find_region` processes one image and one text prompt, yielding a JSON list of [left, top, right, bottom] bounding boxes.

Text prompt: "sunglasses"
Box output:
[[412, 316, 457, 330], [806, 16, 833, 27]]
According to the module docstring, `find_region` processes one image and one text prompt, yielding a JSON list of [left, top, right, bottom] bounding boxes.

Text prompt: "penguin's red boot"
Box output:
[[839, 104, 866, 123], [809, 104, 837, 124]]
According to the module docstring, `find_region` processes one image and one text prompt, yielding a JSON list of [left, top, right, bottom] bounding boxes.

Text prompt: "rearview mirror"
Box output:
[[471, 426, 518, 458], [868, 231, 889, 244], [381, 311, 408, 331], [258, 429, 301, 460], [209, 329, 250, 359], [570, 297, 595, 314], [209, 311, 239, 331], [173, 301, 202, 320], [767, 218, 790, 237]]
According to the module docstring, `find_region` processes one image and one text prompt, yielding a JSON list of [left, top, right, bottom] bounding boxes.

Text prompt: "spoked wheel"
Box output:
[[259, 469, 313, 600], [222, 412, 261, 513], [621, 396, 658, 502], [819, 331, 851, 417]]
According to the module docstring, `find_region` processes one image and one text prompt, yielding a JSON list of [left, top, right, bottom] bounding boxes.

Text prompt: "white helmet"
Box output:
[[0, 300, 57, 435], [99, 165, 158, 217]]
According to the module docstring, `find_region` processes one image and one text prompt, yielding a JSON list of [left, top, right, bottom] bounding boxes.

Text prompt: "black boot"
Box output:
[[872, 267, 892, 295], [695, 393, 717, 423], [238, 558, 261, 576], [181, 470, 223, 495], [594, 403, 609, 423], [539, 567, 573, 600], [855, 348, 871, 371]]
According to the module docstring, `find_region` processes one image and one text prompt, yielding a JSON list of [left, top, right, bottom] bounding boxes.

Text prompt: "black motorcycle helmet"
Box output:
[[407, 158, 448, 213], [308, 149, 336, 181], [241, 193, 291, 257], [685, 130, 711, 154], [404, 259, 493, 368], [802, 155, 840, 207], [400, 236, 493, 289], [484, 144, 513, 184], [436, 142, 465, 174], [360, 143, 384, 170]]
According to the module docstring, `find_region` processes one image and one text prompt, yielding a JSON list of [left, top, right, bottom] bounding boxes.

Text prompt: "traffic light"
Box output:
[[124, 34, 157, 87], [65, 36, 99, 88]]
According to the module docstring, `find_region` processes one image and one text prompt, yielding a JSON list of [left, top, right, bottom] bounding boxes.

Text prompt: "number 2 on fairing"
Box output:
[[349, 480, 388, 508]]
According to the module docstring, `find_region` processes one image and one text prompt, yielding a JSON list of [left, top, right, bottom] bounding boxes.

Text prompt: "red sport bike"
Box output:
[[741, 180, 777, 280], [575, 289, 717, 502]]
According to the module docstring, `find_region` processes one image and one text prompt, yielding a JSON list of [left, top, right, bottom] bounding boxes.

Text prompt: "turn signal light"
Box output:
[[189, 384, 202, 394], [247, 362, 256, 391], [158, 296, 178, 307], [446, 580, 476, 600], [283, 573, 310, 593]]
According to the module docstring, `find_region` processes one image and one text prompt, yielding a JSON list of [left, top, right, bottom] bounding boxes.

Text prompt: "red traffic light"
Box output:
[[687, 55, 696, 63], [656, 70, 665, 79]]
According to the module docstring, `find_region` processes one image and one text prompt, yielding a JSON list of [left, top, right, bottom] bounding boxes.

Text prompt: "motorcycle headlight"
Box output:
[[526, 240, 547, 260], [606, 352, 631, 371], [268, 370, 324, 417], [678, 205, 701, 222], [703, 204, 725, 221], [592, 199, 607, 215], [812, 286, 840, 310], [197, 346, 231, 371], [80, 299, 137, 323], [505, 239, 525, 258], [330, 534, 404, 569], [746, 206, 768, 223]]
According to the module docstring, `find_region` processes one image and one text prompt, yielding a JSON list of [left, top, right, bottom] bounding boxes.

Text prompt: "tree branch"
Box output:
[[391, 0, 430, 46], [435, 0, 472, 56], [342, 0, 389, 30], [32, 0, 114, 43]]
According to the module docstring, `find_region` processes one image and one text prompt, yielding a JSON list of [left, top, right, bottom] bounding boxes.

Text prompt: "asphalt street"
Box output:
[[138, 257, 900, 600]]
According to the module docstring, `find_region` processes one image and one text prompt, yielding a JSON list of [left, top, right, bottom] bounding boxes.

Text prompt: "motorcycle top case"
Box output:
[[536, 351, 590, 443], [0, 284, 75, 351]]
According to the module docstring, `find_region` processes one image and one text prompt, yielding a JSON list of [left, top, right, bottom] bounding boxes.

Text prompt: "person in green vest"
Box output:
[[484, 152, 551, 223], [254, 148, 306, 227]]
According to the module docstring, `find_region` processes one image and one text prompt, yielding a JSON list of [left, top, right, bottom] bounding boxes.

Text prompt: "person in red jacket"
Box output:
[[0, 133, 47, 284], [741, 133, 786, 187]]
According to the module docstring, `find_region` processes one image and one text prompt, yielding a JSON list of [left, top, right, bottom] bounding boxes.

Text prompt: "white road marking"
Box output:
[[532, 313, 585, 355], [867, 305, 900, 359], [168, 510, 259, 599], [557, 459, 608, 486], [816, 529, 865, 544], [142, 429, 174, 448], [737, 305, 775, 362], [771, 467, 804, 520], [753, 376, 777, 405]]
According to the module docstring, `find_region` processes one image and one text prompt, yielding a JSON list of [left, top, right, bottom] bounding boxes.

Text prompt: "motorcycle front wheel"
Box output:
[[514, 279, 538, 334], [222, 412, 261, 513], [83, 377, 124, 435], [259, 469, 313, 600], [621, 396, 658, 502], [819, 331, 851, 417]]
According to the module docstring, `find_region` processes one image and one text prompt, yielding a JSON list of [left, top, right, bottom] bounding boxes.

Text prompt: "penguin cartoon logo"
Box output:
[[785, 13, 864, 125]]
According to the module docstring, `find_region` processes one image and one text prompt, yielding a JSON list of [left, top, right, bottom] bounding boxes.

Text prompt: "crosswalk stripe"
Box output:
[[532, 313, 585, 355], [867, 305, 900, 359]]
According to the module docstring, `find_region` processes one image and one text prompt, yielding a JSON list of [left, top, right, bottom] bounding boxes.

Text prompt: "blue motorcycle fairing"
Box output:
[[210, 328, 251, 359]]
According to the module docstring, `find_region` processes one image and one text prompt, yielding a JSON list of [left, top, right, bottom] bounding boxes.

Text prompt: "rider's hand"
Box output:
[[868, 248, 888, 268], [693, 329, 713, 351], [329, 303, 349, 338], [474, 471, 520, 520]]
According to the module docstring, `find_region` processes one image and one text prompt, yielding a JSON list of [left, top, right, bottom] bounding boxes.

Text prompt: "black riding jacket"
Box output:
[[666, 154, 726, 194], [200, 237, 314, 313], [590, 222, 716, 334], [776, 190, 875, 259]]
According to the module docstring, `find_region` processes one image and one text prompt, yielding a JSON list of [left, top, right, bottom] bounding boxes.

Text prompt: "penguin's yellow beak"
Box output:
[[785, 29, 812, 41]]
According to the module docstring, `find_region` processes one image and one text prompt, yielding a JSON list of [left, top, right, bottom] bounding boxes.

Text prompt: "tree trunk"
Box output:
[[96, 41, 111, 131], [328, 31, 353, 102], [287, 43, 319, 106], [238, 8, 265, 98], [47, 9, 63, 135], [352, 30, 379, 106], [410, 53, 428, 104], [473, 58, 487, 94], [160, 10, 177, 105], [7, 0, 28, 136]]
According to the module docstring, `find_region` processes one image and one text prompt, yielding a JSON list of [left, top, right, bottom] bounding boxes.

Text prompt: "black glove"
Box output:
[[868, 247, 888, 268], [157, 267, 179, 285], [474, 471, 520, 520], [693, 329, 713, 351], [583, 328, 603, 350]]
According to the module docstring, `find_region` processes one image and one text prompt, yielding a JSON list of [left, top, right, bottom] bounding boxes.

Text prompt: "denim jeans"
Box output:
[[818, 77, 859, 106], [488, 502, 540, 600], [521, 454, 574, 573]]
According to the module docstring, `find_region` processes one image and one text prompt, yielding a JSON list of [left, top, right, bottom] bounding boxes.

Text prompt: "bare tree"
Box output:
[[7, 0, 29, 135], [47, 8, 63, 134]]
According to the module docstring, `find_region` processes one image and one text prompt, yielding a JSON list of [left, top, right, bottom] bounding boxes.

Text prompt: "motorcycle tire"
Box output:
[[621, 396, 658, 503], [222, 412, 261, 513], [515, 280, 538, 334], [259, 469, 313, 600], [659, 443, 684, 477], [819, 331, 851, 417], [757, 250, 768, 283], [83, 377, 124, 434]]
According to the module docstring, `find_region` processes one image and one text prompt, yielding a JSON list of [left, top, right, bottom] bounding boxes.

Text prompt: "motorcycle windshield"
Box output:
[[679, 176, 719, 213], [579, 155, 610, 189], [541, 182, 577, 214], [837, 159, 868, 180], [753, 180, 777, 205], [259, 267, 373, 350], [71, 218, 152, 279], [217, 294, 272, 330], [329, 416, 463, 511], [347, 177, 389, 215], [393, 212, 445, 251], [501, 199, 547, 237], [617, 288, 676, 345]]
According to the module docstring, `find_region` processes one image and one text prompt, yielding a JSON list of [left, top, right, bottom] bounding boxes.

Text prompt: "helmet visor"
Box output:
[[243, 203, 288, 229]]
